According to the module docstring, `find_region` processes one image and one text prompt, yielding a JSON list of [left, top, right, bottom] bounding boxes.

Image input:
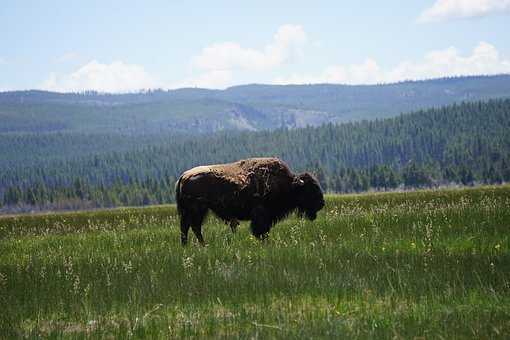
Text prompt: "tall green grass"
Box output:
[[1, 186, 509, 338]]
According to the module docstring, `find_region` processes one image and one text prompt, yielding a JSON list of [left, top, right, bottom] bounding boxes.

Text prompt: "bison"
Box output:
[[175, 157, 325, 245]]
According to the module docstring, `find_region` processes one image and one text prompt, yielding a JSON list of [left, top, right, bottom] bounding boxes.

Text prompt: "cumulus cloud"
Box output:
[[183, 24, 307, 88], [274, 58, 384, 85], [387, 42, 510, 80], [193, 24, 306, 71], [418, 0, 510, 22], [274, 42, 510, 85], [42, 60, 159, 93]]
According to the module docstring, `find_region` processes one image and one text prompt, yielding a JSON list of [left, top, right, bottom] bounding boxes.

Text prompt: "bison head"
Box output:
[[293, 172, 325, 220]]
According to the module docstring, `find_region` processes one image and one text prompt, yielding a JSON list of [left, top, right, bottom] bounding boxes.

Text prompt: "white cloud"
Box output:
[[183, 24, 307, 88], [274, 42, 510, 85], [418, 0, 510, 22], [38, 40, 510, 92], [274, 58, 384, 85], [193, 24, 306, 72], [0, 57, 6, 65], [42, 60, 160, 93], [387, 42, 510, 80]]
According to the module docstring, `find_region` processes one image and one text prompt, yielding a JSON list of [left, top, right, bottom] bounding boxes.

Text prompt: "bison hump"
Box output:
[[181, 164, 250, 188], [180, 157, 293, 194]]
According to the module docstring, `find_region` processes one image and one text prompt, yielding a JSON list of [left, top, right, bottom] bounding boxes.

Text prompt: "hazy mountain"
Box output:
[[1, 75, 510, 134]]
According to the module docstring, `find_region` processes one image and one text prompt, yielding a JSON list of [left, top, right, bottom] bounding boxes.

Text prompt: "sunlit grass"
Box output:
[[1, 185, 509, 338]]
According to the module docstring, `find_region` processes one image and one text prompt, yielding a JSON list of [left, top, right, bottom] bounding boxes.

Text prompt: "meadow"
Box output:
[[1, 186, 509, 338]]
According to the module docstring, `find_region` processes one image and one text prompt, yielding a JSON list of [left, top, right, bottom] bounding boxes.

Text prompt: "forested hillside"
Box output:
[[1, 75, 510, 134], [1, 99, 509, 212]]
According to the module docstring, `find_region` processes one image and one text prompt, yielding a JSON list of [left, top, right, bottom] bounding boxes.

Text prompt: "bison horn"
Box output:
[[293, 178, 305, 186]]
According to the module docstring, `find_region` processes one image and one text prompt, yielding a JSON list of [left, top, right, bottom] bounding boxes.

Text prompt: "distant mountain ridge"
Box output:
[[1, 74, 510, 134]]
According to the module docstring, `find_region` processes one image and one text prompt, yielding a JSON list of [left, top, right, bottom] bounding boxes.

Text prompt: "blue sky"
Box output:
[[1, 0, 509, 92]]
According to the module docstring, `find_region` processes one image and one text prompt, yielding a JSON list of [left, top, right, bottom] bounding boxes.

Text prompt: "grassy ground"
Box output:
[[1, 186, 509, 338]]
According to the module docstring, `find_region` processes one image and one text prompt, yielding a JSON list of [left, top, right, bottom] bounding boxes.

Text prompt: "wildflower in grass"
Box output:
[[0, 272, 6, 288], [246, 253, 253, 267], [84, 283, 91, 298], [73, 275, 81, 295], [234, 251, 241, 262], [318, 258, 325, 270], [63, 256, 74, 281], [318, 229, 326, 245], [122, 260, 133, 273], [183, 255, 194, 270], [86, 320, 98, 332], [105, 272, 111, 287]]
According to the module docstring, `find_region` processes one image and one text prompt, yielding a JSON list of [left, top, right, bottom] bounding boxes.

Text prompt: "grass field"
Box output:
[[1, 186, 509, 338]]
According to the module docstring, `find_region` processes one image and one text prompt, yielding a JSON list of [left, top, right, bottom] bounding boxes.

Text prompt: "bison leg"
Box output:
[[229, 219, 239, 233], [250, 206, 271, 240], [180, 214, 192, 246], [190, 205, 208, 246], [191, 224, 205, 246], [179, 203, 207, 246]]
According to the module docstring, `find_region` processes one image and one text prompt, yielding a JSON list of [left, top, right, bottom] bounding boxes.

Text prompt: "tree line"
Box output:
[[1, 99, 509, 212]]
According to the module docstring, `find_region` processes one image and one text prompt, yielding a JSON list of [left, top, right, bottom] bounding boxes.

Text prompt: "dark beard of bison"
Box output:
[[296, 206, 318, 220], [306, 210, 318, 220]]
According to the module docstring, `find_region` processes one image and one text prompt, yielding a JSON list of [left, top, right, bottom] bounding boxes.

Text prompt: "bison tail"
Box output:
[[175, 176, 184, 216]]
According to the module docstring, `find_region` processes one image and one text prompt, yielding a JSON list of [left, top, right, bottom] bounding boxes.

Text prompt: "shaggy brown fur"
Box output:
[[176, 157, 324, 245]]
